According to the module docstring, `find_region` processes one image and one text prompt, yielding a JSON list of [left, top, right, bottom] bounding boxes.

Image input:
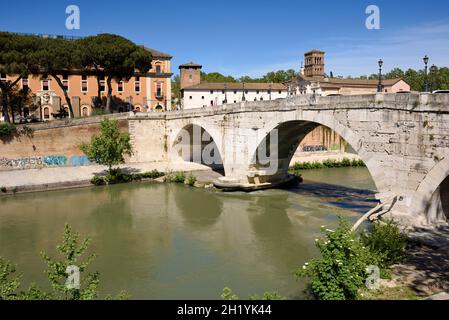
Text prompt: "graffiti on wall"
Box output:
[[0, 155, 90, 170], [43, 156, 68, 166]]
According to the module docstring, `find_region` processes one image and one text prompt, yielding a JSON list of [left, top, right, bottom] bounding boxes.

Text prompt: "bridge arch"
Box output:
[[247, 112, 385, 193], [411, 156, 449, 223], [170, 121, 225, 173]]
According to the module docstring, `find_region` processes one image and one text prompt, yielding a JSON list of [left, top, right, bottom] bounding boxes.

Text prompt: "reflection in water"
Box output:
[[0, 167, 377, 299]]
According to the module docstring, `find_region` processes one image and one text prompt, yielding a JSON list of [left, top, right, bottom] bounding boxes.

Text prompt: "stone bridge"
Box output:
[[128, 93, 449, 226]]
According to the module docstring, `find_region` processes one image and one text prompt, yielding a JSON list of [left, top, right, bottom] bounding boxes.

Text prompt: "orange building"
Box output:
[[1, 45, 172, 122]]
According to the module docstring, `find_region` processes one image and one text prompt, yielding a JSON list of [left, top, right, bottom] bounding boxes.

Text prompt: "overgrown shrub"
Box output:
[[105, 168, 132, 184], [290, 158, 366, 171], [91, 176, 106, 186], [186, 174, 197, 186], [169, 172, 186, 184], [135, 170, 165, 180], [360, 220, 407, 269], [0, 123, 16, 138], [295, 218, 377, 300]]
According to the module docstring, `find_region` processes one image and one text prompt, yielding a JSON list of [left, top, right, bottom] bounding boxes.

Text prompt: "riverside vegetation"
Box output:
[[82, 119, 198, 188], [0, 225, 127, 300], [222, 218, 409, 301]]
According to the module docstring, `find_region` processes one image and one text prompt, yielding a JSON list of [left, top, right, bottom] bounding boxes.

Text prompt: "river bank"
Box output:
[[0, 152, 359, 196]]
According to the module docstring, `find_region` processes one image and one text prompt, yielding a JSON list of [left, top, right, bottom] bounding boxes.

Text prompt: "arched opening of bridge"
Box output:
[[172, 124, 224, 174], [249, 120, 377, 190]]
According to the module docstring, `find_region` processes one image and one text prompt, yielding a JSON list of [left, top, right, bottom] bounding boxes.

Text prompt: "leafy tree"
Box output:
[[32, 36, 81, 118], [1, 84, 35, 123], [41, 224, 99, 300], [0, 32, 39, 123], [0, 257, 21, 300], [385, 68, 405, 80], [171, 74, 181, 108], [80, 34, 152, 113], [81, 119, 133, 173], [201, 72, 237, 83]]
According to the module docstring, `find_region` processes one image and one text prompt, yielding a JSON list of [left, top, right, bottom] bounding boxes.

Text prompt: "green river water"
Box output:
[[0, 167, 376, 299]]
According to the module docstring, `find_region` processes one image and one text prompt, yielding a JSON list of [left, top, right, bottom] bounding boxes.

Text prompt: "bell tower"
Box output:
[[304, 50, 325, 79], [179, 62, 202, 90]]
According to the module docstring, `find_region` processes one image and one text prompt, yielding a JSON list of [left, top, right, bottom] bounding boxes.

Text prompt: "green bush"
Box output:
[[106, 168, 132, 185], [135, 170, 165, 180], [186, 174, 197, 186], [0, 123, 16, 138], [290, 158, 366, 171], [360, 220, 407, 269], [341, 158, 352, 167], [295, 218, 377, 300], [91, 176, 106, 186], [169, 172, 186, 184]]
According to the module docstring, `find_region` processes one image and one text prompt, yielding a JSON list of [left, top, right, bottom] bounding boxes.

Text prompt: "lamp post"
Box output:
[[269, 83, 272, 101], [223, 83, 228, 104], [430, 64, 437, 92], [377, 59, 383, 93], [423, 55, 430, 92], [242, 82, 246, 102]]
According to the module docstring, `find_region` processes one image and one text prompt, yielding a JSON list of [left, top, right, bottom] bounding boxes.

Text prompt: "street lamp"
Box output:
[[269, 83, 272, 101], [423, 55, 430, 92], [242, 82, 246, 102], [430, 64, 437, 92], [377, 59, 384, 93], [223, 83, 228, 104]]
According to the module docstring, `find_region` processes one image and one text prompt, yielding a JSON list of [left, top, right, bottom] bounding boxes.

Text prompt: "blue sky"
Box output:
[[1, 0, 449, 78]]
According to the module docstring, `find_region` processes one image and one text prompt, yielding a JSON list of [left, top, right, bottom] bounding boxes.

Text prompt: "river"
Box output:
[[0, 167, 377, 299]]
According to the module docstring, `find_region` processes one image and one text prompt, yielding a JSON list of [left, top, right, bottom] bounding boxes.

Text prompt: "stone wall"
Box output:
[[0, 114, 128, 170]]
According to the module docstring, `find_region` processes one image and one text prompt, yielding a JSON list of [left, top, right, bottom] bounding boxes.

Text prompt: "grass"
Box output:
[[360, 286, 419, 300], [290, 158, 365, 172]]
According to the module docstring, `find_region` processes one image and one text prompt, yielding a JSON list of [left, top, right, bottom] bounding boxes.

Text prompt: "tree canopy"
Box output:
[[0, 32, 153, 121], [79, 34, 152, 112]]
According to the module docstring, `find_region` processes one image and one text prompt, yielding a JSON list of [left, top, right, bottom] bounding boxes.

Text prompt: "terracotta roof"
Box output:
[[179, 62, 202, 68], [143, 47, 172, 59], [324, 78, 404, 87], [183, 82, 287, 91], [294, 74, 407, 88]]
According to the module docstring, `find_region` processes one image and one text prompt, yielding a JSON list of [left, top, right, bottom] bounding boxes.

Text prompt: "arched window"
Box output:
[[82, 106, 89, 117], [155, 104, 163, 112]]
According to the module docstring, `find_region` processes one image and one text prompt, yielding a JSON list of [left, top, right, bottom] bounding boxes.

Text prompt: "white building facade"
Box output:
[[179, 62, 287, 110], [182, 83, 288, 109]]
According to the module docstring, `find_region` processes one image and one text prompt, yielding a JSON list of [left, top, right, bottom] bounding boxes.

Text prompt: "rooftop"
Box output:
[[179, 62, 203, 69], [143, 47, 172, 59], [296, 74, 406, 87], [183, 82, 287, 91]]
